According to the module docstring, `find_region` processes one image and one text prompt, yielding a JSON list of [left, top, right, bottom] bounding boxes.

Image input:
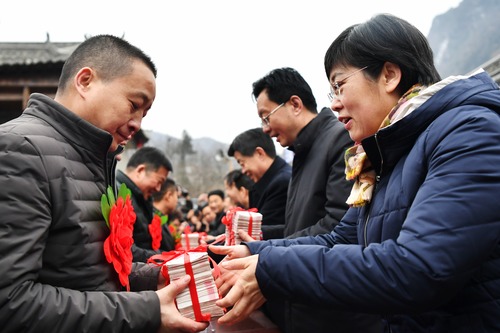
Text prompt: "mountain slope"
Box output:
[[428, 0, 500, 77]]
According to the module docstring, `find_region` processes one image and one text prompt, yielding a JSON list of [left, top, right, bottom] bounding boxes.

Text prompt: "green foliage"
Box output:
[[101, 183, 131, 228]]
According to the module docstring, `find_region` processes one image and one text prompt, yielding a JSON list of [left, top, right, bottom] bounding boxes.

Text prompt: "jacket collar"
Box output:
[[24, 93, 113, 162], [253, 156, 288, 193], [289, 107, 333, 155], [362, 71, 500, 176]]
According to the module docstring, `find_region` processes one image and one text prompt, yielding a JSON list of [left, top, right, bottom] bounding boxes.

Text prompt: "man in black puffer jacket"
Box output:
[[116, 146, 175, 262], [0, 35, 207, 333]]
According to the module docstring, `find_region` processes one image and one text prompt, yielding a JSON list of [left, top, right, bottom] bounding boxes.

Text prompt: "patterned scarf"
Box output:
[[344, 84, 424, 207], [343, 70, 478, 207]]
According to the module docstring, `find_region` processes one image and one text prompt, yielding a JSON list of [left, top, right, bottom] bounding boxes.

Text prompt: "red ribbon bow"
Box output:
[[222, 207, 258, 245], [147, 245, 221, 322]]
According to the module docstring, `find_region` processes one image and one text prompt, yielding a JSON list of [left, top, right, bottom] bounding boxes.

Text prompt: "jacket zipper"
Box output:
[[363, 132, 383, 246], [364, 133, 393, 332]]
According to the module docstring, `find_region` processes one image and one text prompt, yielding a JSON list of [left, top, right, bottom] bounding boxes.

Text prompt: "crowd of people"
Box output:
[[1, 13, 499, 333]]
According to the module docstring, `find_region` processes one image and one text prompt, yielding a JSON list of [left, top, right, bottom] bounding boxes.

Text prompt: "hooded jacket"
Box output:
[[0, 94, 160, 332], [247, 71, 500, 333]]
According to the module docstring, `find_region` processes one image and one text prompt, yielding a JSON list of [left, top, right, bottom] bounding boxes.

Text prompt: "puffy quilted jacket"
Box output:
[[0, 94, 160, 332], [247, 71, 500, 333]]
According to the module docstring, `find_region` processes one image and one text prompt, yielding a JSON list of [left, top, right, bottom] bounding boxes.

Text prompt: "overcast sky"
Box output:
[[1, 0, 462, 144]]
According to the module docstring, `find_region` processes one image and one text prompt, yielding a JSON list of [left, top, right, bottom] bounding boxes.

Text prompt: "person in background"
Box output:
[[166, 208, 187, 250], [224, 169, 254, 209], [0, 34, 207, 332], [212, 13, 500, 333], [185, 206, 203, 232], [116, 146, 174, 262], [228, 128, 291, 239], [168, 208, 184, 229], [253, 67, 353, 239], [224, 196, 235, 212], [151, 178, 179, 252], [153, 178, 179, 218], [177, 185, 194, 219], [197, 192, 209, 208], [199, 202, 216, 233], [207, 189, 227, 236]]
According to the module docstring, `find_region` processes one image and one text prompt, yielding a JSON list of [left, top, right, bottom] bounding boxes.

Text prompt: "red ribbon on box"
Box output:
[[181, 224, 192, 250], [222, 207, 258, 245], [147, 245, 221, 322]]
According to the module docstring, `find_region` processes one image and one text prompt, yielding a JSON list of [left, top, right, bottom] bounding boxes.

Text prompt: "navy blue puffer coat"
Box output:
[[247, 71, 500, 333]]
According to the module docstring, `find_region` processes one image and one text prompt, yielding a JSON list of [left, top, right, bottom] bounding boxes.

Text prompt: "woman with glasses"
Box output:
[[210, 13, 500, 333]]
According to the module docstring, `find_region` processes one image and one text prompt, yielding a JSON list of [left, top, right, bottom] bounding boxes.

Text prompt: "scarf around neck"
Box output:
[[343, 69, 474, 207], [344, 84, 424, 207]]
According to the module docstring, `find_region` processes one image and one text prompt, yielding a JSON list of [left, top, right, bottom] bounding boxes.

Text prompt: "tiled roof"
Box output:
[[0, 41, 80, 67]]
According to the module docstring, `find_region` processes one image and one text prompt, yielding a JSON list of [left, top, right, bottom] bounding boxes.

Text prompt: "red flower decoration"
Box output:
[[169, 224, 182, 249], [101, 184, 136, 291], [149, 214, 162, 251]]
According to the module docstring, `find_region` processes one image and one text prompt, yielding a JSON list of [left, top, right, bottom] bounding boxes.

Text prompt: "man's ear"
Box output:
[[135, 164, 147, 175], [74, 67, 94, 95], [254, 147, 267, 158], [166, 189, 176, 202], [289, 95, 304, 115]]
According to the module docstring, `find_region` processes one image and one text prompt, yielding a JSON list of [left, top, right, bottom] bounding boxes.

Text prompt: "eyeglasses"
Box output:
[[261, 102, 285, 128], [328, 66, 368, 101]]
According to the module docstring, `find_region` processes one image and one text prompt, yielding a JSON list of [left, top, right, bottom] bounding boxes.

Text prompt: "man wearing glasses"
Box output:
[[253, 67, 353, 239], [249, 66, 354, 332]]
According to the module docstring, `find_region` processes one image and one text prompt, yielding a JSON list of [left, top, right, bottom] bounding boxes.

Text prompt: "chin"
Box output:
[[108, 142, 124, 153]]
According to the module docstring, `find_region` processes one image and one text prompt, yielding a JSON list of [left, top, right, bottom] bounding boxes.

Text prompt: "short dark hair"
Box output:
[[227, 127, 276, 158], [152, 178, 177, 202], [252, 67, 317, 113], [58, 34, 157, 92], [324, 13, 441, 96], [169, 209, 184, 223], [224, 169, 254, 190], [126, 146, 173, 172], [208, 189, 224, 200]]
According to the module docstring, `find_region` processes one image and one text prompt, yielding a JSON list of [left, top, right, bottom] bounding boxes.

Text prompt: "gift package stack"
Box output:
[[178, 233, 200, 250], [225, 210, 262, 246], [165, 251, 224, 320]]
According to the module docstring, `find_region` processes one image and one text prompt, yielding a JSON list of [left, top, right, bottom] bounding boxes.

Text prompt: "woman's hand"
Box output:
[[215, 255, 266, 325]]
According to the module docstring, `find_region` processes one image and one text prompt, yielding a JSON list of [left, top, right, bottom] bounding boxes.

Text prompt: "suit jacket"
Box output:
[[284, 107, 353, 238], [249, 156, 291, 239]]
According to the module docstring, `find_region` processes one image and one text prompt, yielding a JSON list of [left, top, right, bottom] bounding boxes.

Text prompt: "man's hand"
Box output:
[[215, 255, 266, 325], [155, 275, 209, 333]]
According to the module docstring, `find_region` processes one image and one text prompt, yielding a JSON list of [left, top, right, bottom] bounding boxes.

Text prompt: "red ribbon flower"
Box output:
[[169, 224, 182, 249], [149, 214, 164, 251], [101, 184, 136, 291]]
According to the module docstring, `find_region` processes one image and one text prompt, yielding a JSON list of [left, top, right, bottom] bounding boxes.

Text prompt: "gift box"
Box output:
[[177, 232, 200, 250], [223, 208, 262, 246], [148, 247, 224, 321]]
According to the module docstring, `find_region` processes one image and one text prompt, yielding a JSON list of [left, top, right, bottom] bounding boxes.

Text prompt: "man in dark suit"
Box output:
[[228, 127, 291, 240]]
